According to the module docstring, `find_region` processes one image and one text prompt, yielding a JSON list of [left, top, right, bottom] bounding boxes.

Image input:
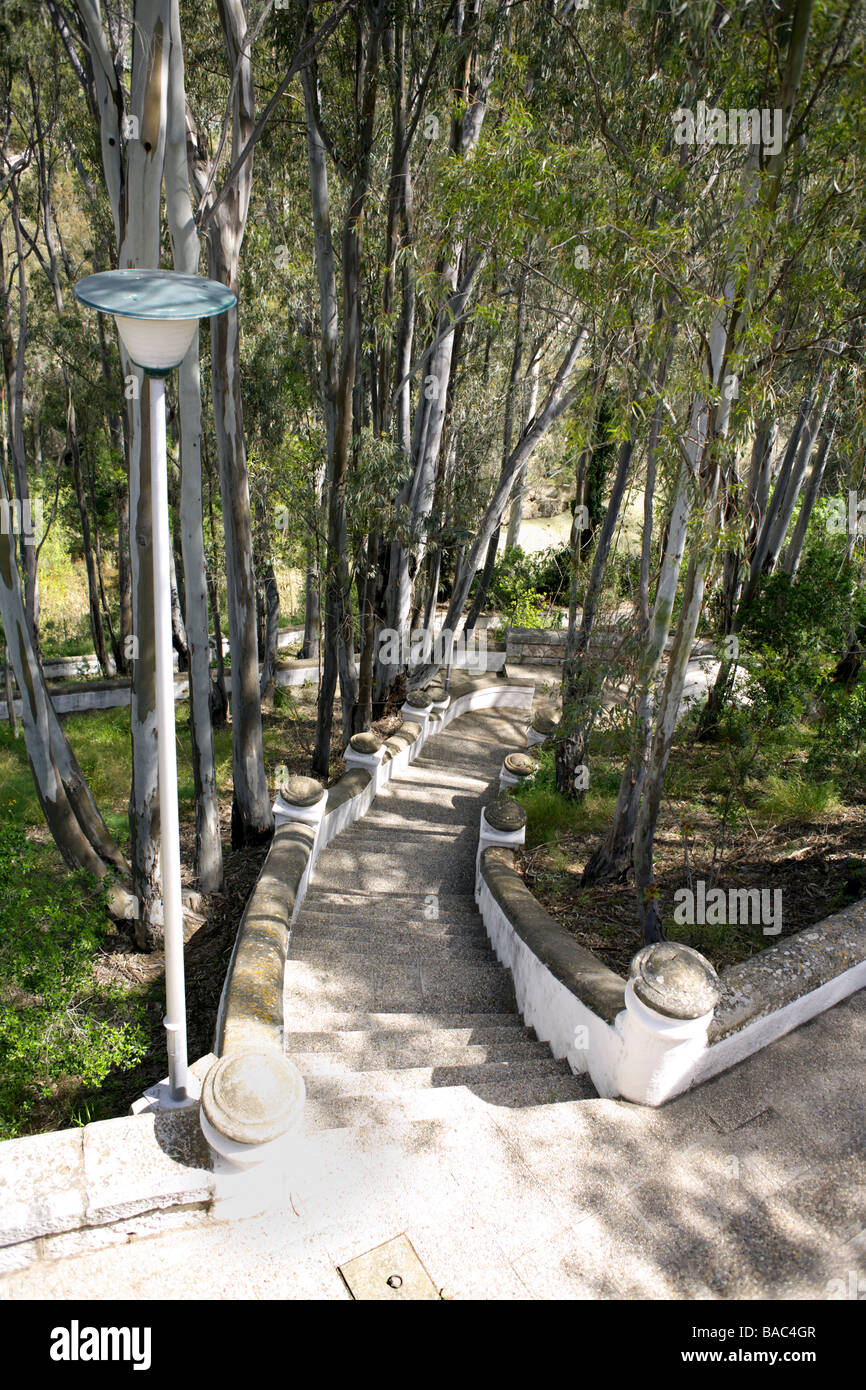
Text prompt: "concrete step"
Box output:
[[313, 863, 475, 895], [290, 919, 489, 946], [284, 1010, 524, 1034], [301, 1056, 575, 1100], [287, 1032, 552, 1073], [283, 959, 516, 1014], [303, 1074, 595, 1133], [300, 889, 478, 913], [290, 938, 493, 965], [283, 1023, 539, 1053], [297, 907, 486, 933]]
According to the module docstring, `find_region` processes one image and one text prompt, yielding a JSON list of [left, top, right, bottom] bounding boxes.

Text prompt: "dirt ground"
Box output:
[[517, 808, 866, 977]]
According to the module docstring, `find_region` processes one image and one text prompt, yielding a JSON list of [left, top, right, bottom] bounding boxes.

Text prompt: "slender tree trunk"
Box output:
[[0, 463, 129, 894], [466, 268, 528, 634], [555, 437, 636, 796], [582, 460, 691, 884], [8, 191, 40, 654], [2, 639, 17, 738], [783, 420, 835, 578], [412, 327, 590, 687], [67, 392, 115, 677], [206, 564, 228, 728], [505, 344, 542, 551]]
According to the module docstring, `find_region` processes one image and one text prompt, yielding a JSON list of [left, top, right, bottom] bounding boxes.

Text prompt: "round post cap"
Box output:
[[201, 1049, 306, 1146], [629, 942, 720, 1020], [504, 752, 536, 777], [484, 796, 528, 832], [349, 731, 382, 754], [279, 774, 325, 807], [530, 713, 557, 735]]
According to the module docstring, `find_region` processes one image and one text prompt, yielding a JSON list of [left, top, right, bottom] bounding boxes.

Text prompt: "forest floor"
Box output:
[[517, 811, 866, 978], [513, 702, 866, 976]]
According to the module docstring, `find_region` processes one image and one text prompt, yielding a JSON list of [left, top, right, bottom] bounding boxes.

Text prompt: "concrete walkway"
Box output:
[[5, 705, 864, 1299]]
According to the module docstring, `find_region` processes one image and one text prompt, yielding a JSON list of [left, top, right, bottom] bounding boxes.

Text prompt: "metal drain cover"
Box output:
[[338, 1235, 440, 1300]]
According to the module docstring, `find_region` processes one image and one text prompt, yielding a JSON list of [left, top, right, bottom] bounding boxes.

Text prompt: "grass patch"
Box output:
[[514, 748, 618, 849], [0, 823, 148, 1139], [757, 773, 840, 827]]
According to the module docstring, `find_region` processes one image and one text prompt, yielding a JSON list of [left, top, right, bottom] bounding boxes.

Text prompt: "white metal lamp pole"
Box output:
[[148, 374, 188, 1100], [74, 270, 236, 1108]]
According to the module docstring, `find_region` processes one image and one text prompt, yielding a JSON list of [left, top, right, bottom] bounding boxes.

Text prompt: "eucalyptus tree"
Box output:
[[630, 0, 817, 938]]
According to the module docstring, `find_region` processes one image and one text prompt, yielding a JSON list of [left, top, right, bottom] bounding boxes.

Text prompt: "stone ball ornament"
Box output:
[[349, 731, 382, 754], [504, 752, 536, 777], [484, 796, 528, 833], [628, 941, 720, 1021], [530, 713, 557, 735], [280, 774, 326, 807], [201, 1049, 306, 1147], [404, 690, 434, 709]]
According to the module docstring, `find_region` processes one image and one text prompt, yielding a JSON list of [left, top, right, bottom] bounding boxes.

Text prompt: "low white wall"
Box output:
[[476, 874, 622, 1098], [691, 955, 866, 1089], [476, 829, 866, 1106]]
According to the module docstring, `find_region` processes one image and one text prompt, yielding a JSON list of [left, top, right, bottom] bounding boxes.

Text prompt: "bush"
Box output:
[[481, 544, 573, 627], [739, 533, 866, 733], [0, 825, 148, 1138], [757, 773, 839, 826], [485, 546, 548, 628]]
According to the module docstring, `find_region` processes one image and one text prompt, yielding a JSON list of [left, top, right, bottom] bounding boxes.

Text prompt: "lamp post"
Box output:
[[74, 270, 236, 1106]]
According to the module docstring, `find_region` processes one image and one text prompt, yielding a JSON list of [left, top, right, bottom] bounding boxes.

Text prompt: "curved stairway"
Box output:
[[282, 703, 596, 1133]]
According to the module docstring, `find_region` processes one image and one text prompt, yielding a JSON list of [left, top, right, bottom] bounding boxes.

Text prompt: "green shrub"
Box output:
[[486, 546, 548, 628], [0, 825, 148, 1138], [757, 773, 839, 826]]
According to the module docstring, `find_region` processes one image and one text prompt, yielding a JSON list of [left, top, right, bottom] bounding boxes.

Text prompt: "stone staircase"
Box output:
[[281, 706, 596, 1137]]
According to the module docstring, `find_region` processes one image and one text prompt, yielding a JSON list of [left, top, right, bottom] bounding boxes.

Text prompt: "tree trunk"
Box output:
[[67, 392, 115, 677], [7, 190, 40, 655], [582, 461, 691, 884], [505, 343, 542, 551], [412, 327, 590, 688], [206, 564, 229, 728], [783, 420, 835, 579], [555, 437, 636, 797]]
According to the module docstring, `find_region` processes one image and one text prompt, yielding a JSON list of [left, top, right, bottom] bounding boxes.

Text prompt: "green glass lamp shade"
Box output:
[[74, 270, 237, 373]]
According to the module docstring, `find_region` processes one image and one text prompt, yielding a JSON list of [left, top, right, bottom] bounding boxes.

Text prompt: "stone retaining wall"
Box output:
[[506, 626, 717, 666]]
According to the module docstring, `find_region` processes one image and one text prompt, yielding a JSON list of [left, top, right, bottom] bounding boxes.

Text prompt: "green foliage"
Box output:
[[0, 825, 148, 1138], [757, 773, 839, 827], [513, 748, 618, 847], [485, 545, 547, 627], [483, 545, 571, 628], [739, 534, 865, 729]]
